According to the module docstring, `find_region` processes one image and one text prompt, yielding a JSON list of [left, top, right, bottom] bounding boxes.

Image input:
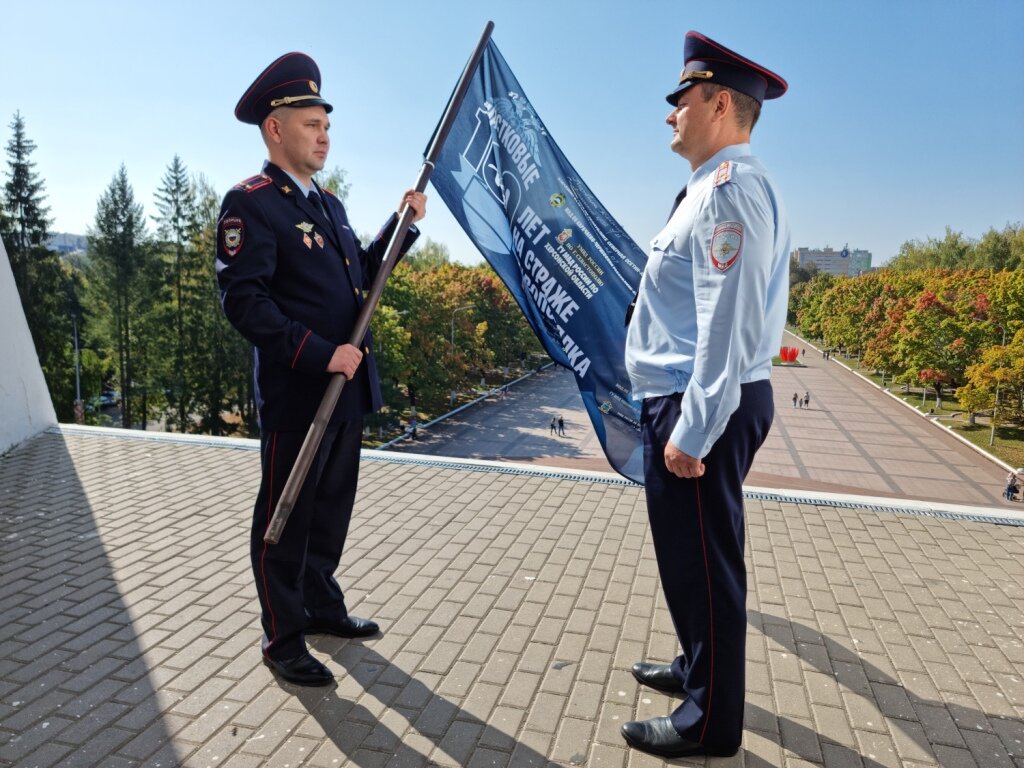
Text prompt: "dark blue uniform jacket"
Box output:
[[216, 162, 418, 431]]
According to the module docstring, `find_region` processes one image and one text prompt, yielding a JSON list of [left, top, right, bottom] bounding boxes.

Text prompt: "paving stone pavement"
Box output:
[[1, 428, 1023, 767], [390, 334, 1011, 509]]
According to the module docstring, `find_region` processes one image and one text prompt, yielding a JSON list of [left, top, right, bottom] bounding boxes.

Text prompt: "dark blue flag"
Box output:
[[429, 40, 647, 483]]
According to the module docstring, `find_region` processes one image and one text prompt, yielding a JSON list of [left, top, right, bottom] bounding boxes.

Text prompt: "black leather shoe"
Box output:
[[306, 615, 379, 638], [262, 651, 334, 686], [621, 717, 737, 758], [631, 661, 684, 694]]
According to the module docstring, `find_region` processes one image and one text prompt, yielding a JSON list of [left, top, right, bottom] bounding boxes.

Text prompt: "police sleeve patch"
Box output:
[[710, 221, 742, 272], [221, 217, 244, 257]]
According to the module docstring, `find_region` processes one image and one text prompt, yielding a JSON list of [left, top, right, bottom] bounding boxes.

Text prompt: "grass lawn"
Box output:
[[948, 424, 1024, 469]]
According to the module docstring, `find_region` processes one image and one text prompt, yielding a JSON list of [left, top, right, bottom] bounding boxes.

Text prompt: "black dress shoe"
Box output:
[[306, 615, 379, 638], [262, 651, 334, 686], [621, 716, 737, 758], [631, 661, 684, 694]]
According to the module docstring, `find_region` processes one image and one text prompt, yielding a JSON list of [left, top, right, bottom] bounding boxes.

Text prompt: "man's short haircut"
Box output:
[[699, 82, 761, 130], [260, 106, 293, 142]]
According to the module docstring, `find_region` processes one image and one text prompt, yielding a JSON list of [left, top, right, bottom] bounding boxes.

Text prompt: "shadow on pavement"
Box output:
[[0, 435, 177, 766], [291, 645, 550, 767], [750, 609, 1023, 764]]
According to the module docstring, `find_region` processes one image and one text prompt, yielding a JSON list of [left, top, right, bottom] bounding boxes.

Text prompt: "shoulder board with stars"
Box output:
[[232, 174, 272, 193], [713, 161, 733, 187]]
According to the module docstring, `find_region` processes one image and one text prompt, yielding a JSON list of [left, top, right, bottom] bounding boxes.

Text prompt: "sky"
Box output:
[[2, 1, 1022, 267]]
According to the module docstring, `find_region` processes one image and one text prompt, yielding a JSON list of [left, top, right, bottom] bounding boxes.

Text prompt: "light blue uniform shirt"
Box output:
[[625, 143, 791, 459]]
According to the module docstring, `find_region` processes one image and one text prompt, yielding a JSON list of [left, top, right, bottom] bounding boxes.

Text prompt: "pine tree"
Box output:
[[189, 175, 255, 435], [87, 165, 150, 429], [1, 111, 78, 420], [153, 155, 199, 430], [2, 111, 51, 300]]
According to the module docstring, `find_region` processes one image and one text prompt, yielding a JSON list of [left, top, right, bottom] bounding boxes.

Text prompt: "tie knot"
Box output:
[[308, 190, 325, 214]]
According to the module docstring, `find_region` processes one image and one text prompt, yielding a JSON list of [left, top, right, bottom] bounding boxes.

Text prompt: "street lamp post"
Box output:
[[72, 315, 83, 423], [990, 325, 1007, 446]]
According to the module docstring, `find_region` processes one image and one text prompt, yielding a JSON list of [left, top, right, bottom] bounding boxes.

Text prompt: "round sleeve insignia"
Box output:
[[710, 221, 743, 272], [221, 217, 244, 257]]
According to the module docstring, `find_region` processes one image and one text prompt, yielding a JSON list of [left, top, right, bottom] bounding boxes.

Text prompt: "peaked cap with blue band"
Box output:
[[235, 52, 333, 125], [666, 31, 787, 106]]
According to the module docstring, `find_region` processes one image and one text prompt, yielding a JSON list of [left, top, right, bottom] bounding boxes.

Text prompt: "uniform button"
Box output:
[[345, 258, 351, 266], [353, 288, 358, 296], [363, 346, 369, 354]]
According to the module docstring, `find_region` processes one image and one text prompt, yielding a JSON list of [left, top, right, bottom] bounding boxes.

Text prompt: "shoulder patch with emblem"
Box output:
[[232, 173, 272, 193], [710, 221, 743, 272], [221, 217, 244, 257], [713, 161, 732, 187]]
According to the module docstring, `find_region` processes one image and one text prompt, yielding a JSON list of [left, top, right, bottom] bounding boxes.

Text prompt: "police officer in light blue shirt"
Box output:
[[621, 31, 791, 759]]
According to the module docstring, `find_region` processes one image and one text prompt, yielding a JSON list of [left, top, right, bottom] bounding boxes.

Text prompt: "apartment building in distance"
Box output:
[[792, 245, 872, 276]]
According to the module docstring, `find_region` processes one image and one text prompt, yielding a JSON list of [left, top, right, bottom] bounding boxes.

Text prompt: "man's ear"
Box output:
[[263, 115, 283, 145], [713, 88, 732, 119]]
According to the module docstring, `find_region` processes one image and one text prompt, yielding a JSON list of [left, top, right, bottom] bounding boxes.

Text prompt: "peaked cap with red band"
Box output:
[[235, 52, 333, 125], [666, 31, 787, 106]]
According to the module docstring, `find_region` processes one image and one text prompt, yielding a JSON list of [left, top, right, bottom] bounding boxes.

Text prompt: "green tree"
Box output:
[[2, 112, 50, 297], [1, 111, 81, 419], [955, 382, 993, 426], [972, 224, 1023, 271], [963, 331, 1024, 428], [791, 272, 835, 340], [789, 254, 819, 288], [404, 238, 452, 271], [315, 166, 350, 203], [87, 165, 152, 429], [190, 175, 255, 435], [153, 155, 200, 430], [887, 227, 974, 271]]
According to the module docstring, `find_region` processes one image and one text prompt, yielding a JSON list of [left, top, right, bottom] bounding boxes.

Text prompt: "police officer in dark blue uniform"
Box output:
[[622, 32, 790, 756], [217, 52, 426, 686]]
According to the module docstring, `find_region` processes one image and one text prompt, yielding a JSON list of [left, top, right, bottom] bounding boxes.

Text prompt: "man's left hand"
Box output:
[[665, 442, 705, 479], [399, 190, 427, 223]]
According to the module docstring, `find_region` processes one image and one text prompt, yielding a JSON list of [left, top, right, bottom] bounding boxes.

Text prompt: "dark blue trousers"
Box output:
[[641, 381, 773, 751], [251, 418, 363, 660]]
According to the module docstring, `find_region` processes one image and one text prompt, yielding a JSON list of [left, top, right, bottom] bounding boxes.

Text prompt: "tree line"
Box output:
[[6, 111, 1022, 438], [789, 223, 1024, 427], [2, 113, 541, 439]]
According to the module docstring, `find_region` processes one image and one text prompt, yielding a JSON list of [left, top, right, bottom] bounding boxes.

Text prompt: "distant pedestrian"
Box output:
[[792, 393, 798, 408], [558, 416, 565, 436], [804, 391, 810, 409], [550, 416, 557, 435], [1005, 470, 1020, 501], [801, 348, 805, 357]]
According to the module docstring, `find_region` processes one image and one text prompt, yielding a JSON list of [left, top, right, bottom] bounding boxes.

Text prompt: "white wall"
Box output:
[[0, 238, 57, 454]]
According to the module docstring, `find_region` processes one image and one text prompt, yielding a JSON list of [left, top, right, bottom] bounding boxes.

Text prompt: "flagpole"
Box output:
[[264, 21, 495, 544]]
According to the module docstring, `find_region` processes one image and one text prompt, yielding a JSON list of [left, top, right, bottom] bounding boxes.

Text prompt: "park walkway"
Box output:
[[390, 330, 1013, 510]]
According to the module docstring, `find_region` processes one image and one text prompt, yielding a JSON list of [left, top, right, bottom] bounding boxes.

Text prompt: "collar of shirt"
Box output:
[[685, 143, 752, 192], [263, 160, 315, 198]]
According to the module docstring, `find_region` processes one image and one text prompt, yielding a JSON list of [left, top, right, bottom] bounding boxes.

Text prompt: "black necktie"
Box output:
[[668, 185, 687, 221], [308, 190, 326, 217]]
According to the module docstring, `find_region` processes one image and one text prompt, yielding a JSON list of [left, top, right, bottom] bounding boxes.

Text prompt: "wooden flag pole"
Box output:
[[264, 21, 495, 544]]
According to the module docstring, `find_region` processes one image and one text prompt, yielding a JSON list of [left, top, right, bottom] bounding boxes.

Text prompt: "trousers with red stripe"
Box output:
[[641, 381, 773, 750], [251, 418, 363, 660]]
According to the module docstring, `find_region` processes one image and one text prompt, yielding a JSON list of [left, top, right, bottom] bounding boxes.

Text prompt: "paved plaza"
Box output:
[[392, 331, 1014, 510], [1, 333, 1023, 767]]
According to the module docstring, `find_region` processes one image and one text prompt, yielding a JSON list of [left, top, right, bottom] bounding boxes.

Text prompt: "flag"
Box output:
[[430, 40, 646, 483]]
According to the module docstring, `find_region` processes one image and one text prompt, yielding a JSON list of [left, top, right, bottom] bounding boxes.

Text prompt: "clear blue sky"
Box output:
[[2, 1, 1022, 266]]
